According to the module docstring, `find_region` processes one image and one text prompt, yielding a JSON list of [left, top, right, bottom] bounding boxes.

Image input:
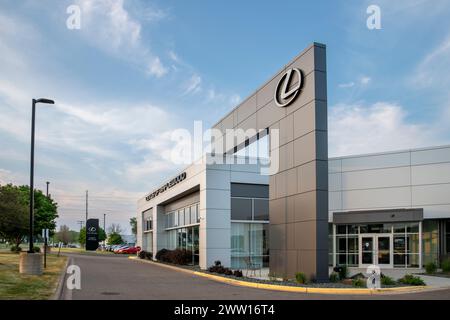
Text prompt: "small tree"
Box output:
[[108, 232, 123, 245], [130, 217, 137, 236], [56, 225, 72, 245], [108, 223, 123, 235]]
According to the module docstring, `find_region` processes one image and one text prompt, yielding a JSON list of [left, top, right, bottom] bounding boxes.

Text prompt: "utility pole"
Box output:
[[103, 213, 106, 246], [44, 181, 50, 266], [85, 190, 88, 249]]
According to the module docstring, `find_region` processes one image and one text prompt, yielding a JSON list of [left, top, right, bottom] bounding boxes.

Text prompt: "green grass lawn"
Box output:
[[55, 247, 115, 255], [0, 252, 67, 300]]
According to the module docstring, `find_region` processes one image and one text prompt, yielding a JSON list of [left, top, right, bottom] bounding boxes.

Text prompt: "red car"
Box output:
[[117, 246, 141, 254]]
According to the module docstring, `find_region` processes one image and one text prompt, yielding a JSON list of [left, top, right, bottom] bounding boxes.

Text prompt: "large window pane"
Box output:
[[336, 225, 347, 234], [407, 254, 420, 268], [394, 236, 406, 253], [337, 237, 347, 253], [348, 237, 358, 253], [231, 222, 269, 269], [406, 223, 419, 233], [179, 209, 185, 226], [407, 234, 420, 254], [423, 220, 439, 265], [174, 211, 179, 227], [231, 198, 252, 220], [348, 225, 359, 235], [254, 199, 269, 221], [394, 224, 406, 234], [394, 254, 406, 267]]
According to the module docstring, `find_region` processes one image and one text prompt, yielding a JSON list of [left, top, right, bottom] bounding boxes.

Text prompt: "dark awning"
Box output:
[[333, 208, 423, 224]]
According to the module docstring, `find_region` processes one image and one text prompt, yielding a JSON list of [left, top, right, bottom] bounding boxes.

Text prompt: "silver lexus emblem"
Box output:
[[274, 68, 303, 107]]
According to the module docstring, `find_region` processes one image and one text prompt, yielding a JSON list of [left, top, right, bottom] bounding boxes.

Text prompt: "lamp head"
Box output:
[[35, 98, 55, 104]]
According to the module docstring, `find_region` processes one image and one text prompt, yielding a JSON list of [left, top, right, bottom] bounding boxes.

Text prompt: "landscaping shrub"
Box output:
[[425, 262, 437, 274], [329, 272, 339, 283], [441, 259, 450, 273], [224, 269, 233, 276], [155, 249, 169, 261], [380, 274, 396, 286], [138, 250, 146, 259], [216, 266, 226, 274], [352, 278, 365, 288], [33, 246, 40, 253], [155, 248, 192, 265], [350, 272, 365, 280], [398, 274, 426, 286], [338, 266, 349, 280], [145, 252, 153, 260], [10, 245, 22, 253], [233, 270, 243, 277], [214, 260, 221, 266], [295, 272, 307, 284]]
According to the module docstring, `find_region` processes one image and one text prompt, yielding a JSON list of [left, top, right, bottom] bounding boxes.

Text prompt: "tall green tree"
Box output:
[[130, 217, 137, 236], [18, 185, 58, 238], [0, 184, 28, 246]]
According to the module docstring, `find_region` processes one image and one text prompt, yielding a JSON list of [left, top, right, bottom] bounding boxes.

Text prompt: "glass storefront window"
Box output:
[[422, 220, 439, 265], [348, 225, 359, 235], [231, 198, 252, 220], [174, 211, 179, 227], [254, 199, 269, 221], [333, 221, 421, 268], [337, 225, 347, 234], [179, 209, 185, 226], [231, 222, 269, 269], [445, 220, 450, 254], [394, 224, 406, 234], [406, 223, 419, 233]]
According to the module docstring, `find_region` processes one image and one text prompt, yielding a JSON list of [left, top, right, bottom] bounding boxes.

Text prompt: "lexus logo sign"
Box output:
[[274, 68, 303, 107]]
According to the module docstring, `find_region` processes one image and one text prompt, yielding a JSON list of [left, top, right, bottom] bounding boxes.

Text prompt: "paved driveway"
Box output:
[[60, 253, 450, 300]]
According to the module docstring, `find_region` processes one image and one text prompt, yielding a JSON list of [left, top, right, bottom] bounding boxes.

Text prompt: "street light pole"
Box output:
[[46, 181, 50, 197], [28, 98, 54, 254]]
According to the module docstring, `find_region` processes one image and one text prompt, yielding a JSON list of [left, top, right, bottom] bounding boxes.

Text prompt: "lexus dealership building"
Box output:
[[136, 43, 450, 280]]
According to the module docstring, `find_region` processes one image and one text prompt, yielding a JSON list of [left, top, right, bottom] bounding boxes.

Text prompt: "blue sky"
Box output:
[[1, 0, 450, 232]]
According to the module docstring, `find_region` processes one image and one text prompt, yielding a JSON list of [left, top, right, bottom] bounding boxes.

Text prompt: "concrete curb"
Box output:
[[51, 256, 70, 300], [128, 256, 429, 295]]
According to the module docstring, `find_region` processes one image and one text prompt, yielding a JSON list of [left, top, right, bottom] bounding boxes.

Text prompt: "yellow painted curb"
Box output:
[[129, 257, 429, 295]]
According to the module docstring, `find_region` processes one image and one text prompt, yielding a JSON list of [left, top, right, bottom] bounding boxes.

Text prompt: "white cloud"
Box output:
[[75, 0, 167, 77], [229, 94, 241, 105], [338, 76, 370, 89], [338, 82, 355, 88], [329, 102, 444, 157], [414, 35, 450, 88], [0, 169, 13, 185], [183, 74, 202, 95], [360, 76, 371, 85]]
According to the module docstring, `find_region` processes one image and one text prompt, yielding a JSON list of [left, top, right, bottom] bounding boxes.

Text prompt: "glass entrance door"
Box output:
[[361, 236, 374, 265], [359, 234, 393, 267], [377, 236, 391, 265]]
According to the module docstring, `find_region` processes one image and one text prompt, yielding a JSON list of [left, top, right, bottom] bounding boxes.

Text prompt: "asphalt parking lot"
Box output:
[[59, 253, 450, 300]]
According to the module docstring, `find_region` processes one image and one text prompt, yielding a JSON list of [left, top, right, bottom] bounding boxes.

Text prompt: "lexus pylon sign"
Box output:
[[86, 218, 99, 251]]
